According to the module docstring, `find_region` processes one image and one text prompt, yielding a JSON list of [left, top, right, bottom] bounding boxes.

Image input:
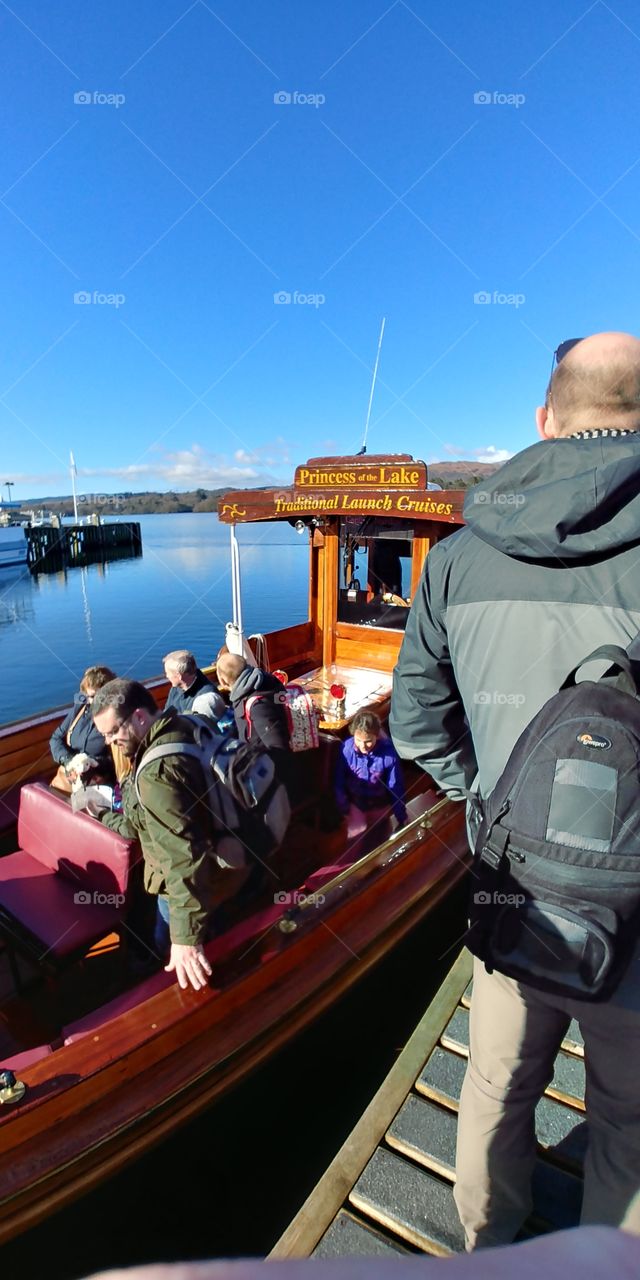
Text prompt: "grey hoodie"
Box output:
[[390, 433, 640, 802]]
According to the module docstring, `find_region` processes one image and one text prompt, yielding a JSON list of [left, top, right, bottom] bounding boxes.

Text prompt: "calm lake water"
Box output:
[[0, 514, 309, 726]]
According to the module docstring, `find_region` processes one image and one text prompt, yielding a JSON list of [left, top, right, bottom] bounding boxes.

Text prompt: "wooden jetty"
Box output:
[[25, 522, 141, 571], [271, 949, 586, 1259]]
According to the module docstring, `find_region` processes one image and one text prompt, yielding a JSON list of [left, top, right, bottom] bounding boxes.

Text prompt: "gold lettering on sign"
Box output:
[[271, 491, 454, 518], [295, 463, 425, 488]]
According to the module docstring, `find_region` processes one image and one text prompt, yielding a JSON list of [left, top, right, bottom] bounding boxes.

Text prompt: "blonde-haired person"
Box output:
[[49, 665, 117, 791]]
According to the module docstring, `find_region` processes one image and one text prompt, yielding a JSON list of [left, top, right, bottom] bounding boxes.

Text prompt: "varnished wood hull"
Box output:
[[0, 799, 468, 1244]]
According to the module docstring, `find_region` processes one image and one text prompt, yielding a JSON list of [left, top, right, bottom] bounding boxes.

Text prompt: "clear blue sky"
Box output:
[[2, 0, 640, 499]]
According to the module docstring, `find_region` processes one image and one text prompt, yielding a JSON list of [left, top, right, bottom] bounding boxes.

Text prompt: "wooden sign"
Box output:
[[218, 488, 465, 524], [294, 459, 427, 489]]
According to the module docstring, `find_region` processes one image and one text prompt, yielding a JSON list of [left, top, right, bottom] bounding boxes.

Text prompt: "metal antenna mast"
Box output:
[[358, 316, 386, 456]]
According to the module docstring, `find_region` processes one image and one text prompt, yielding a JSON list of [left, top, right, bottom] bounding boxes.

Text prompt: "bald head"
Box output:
[[537, 332, 640, 439], [216, 652, 249, 691]]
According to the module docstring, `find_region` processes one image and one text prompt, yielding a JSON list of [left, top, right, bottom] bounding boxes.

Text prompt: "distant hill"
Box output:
[[23, 463, 503, 516], [427, 460, 503, 488]]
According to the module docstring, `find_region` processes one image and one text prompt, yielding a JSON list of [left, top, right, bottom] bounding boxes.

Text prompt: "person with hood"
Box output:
[[49, 664, 116, 790], [390, 332, 640, 1249], [215, 653, 291, 767]]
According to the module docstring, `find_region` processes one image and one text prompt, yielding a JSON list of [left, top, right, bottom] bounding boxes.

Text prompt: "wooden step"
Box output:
[[416, 1045, 587, 1171], [440, 1006, 585, 1108], [387, 1093, 583, 1230], [350, 1147, 465, 1256], [314, 1209, 410, 1258]]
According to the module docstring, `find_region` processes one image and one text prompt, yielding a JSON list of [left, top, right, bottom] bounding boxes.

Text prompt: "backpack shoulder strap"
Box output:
[[561, 645, 640, 694], [243, 693, 266, 738], [134, 741, 202, 803]]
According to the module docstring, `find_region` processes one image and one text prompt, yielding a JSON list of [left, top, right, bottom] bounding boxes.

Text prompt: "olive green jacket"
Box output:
[[103, 709, 221, 945]]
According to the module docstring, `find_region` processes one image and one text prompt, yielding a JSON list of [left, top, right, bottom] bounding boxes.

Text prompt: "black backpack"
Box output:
[[467, 645, 640, 1001], [135, 716, 291, 870]]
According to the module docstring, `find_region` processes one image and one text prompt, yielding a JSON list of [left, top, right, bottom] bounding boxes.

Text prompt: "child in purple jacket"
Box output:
[[335, 711, 407, 852]]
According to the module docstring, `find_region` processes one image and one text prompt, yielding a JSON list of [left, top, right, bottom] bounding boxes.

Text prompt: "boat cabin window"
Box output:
[[338, 517, 412, 631]]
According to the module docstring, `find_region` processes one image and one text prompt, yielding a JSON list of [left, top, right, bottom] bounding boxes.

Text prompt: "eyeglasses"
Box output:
[[101, 712, 133, 744], [549, 337, 583, 381]]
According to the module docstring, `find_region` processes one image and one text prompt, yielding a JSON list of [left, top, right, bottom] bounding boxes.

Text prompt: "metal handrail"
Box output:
[[278, 795, 455, 931]]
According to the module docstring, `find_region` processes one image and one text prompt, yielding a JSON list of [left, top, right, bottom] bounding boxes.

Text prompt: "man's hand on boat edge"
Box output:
[[165, 943, 212, 992]]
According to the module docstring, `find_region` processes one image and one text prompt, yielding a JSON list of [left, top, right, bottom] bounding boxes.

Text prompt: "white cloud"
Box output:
[[8, 441, 294, 496], [473, 445, 513, 463]]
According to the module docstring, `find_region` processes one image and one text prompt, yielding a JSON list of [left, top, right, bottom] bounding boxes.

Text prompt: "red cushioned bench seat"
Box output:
[[0, 783, 137, 976], [0, 1044, 53, 1071]]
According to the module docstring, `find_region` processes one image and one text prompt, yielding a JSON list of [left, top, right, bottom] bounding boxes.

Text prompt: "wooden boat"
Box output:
[[271, 949, 586, 1258], [0, 454, 470, 1244]]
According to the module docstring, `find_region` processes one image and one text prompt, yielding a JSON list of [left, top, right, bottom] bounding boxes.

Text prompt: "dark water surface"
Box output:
[[0, 887, 467, 1280], [0, 515, 309, 726]]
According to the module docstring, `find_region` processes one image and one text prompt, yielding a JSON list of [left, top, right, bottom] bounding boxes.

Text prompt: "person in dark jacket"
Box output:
[[92, 678, 249, 992], [390, 331, 640, 1249], [216, 654, 290, 750], [49, 665, 116, 785], [163, 649, 226, 723], [216, 653, 293, 796]]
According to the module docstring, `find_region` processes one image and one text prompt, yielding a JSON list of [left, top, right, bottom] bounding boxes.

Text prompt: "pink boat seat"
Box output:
[[0, 1044, 53, 1071], [0, 783, 137, 969]]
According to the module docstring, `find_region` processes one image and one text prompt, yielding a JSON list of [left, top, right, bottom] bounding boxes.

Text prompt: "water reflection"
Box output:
[[0, 568, 36, 628], [0, 514, 309, 725]]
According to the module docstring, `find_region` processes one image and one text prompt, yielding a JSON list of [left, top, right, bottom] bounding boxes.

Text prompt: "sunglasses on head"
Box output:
[[549, 337, 583, 380]]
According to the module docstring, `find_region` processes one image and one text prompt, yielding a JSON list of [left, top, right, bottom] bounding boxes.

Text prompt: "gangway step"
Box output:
[[441, 1006, 586, 1108], [349, 1146, 465, 1256], [387, 1093, 583, 1230], [314, 1209, 410, 1258], [416, 1043, 588, 1171]]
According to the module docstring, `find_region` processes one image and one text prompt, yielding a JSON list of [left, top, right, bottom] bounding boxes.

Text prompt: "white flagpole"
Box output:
[[70, 451, 79, 522]]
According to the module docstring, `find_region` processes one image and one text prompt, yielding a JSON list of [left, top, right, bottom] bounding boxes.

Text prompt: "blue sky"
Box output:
[[2, 0, 640, 499]]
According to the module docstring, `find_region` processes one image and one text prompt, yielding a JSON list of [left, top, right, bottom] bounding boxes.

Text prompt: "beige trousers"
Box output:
[[454, 956, 640, 1250]]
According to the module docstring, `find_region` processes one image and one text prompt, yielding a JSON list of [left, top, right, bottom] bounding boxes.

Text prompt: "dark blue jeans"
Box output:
[[153, 894, 171, 958]]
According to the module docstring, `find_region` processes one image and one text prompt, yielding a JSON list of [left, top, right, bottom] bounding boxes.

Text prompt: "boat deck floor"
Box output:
[[271, 951, 587, 1259]]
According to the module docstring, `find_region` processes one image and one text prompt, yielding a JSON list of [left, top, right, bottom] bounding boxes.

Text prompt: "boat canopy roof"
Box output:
[[218, 454, 465, 525]]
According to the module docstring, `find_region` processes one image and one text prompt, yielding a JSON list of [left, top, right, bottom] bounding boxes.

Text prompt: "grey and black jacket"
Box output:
[[390, 432, 640, 805]]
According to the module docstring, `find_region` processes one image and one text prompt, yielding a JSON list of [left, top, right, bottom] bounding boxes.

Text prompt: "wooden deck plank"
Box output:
[[313, 1210, 410, 1258], [350, 1147, 465, 1256]]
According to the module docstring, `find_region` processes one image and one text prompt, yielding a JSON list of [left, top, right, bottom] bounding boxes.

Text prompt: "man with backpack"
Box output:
[[390, 331, 640, 1247], [91, 678, 252, 992], [216, 653, 292, 775]]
